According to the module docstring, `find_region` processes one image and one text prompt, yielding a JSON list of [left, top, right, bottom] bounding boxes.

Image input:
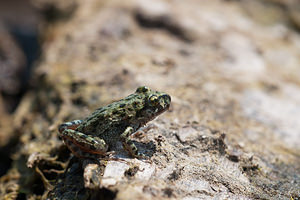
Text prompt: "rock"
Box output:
[[0, 0, 299, 199]]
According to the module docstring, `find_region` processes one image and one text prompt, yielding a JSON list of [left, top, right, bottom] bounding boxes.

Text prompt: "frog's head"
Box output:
[[135, 86, 171, 124]]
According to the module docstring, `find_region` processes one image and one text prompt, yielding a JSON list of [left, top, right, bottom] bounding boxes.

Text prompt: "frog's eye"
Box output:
[[149, 95, 159, 106], [136, 86, 151, 93]]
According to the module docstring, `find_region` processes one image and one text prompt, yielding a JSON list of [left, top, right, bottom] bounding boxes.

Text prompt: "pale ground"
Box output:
[[0, 0, 299, 199]]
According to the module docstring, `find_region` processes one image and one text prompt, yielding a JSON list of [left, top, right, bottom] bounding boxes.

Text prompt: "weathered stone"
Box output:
[[0, 0, 299, 199]]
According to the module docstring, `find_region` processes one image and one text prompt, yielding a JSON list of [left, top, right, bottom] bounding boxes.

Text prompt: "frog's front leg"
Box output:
[[58, 120, 108, 158], [120, 127, 146, 158]]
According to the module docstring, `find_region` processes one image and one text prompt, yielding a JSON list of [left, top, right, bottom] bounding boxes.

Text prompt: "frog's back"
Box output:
[[75, 86, 171, 143], [77, 93, 145, 136]]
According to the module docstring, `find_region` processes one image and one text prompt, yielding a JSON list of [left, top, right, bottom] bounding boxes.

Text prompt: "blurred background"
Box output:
[[0, 0, 299, 199], [0, 0, 40, 177], [0, 0, 39, 113]]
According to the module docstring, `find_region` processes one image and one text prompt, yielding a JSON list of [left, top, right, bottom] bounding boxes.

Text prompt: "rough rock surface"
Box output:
[[0, 0, 299, 199]]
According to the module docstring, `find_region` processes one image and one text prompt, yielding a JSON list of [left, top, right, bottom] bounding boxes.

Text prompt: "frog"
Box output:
[[58, 86, 171, 159]]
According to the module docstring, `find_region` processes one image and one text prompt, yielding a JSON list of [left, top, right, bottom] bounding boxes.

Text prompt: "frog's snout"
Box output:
[[159, 94, 171, 110]]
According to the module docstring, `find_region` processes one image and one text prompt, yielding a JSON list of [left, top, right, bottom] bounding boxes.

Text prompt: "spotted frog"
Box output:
[[58, 86, 171, 159]]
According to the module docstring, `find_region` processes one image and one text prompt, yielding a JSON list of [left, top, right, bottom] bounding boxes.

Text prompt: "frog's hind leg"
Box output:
[[59, 129, 109, 156], [64, 139, 110, 159], [58, 119, 83, 133]]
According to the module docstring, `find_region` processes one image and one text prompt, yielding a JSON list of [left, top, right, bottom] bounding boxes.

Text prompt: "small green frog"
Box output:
[[58, 86, 171, 159]]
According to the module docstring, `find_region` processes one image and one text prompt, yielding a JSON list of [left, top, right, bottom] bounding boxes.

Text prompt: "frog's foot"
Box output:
[[102, 155, 128, 163], [132, 124, 156, 139], [104, 151, 116, 158], [128, 151, 152, 163], [129, 150, 148, 160]]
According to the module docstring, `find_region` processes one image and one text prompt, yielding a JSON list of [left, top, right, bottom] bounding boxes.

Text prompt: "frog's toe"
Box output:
[[105, 151, 116, 157], [136, 153, 152, 163], [134, 152, 149, 159]]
